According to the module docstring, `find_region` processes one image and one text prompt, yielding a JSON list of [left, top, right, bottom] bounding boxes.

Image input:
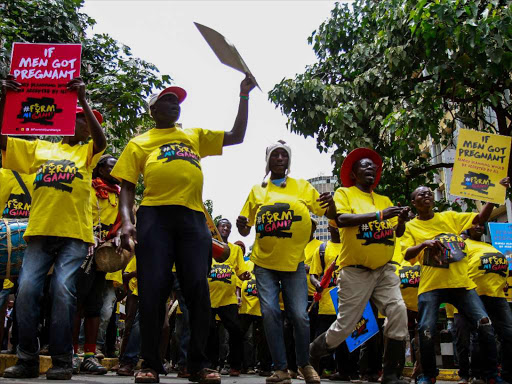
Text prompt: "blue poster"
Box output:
[[488, 223, 512, 271], [330, 287, 379, 352]]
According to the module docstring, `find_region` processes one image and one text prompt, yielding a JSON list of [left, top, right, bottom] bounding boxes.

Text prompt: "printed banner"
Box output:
[[330, 288, 379, 352], [488, 223, 512, 271], [1, 42, 82, 136], [450, 129, 511, 204]]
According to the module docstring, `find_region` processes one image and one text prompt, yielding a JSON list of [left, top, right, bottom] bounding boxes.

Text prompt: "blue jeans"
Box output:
[[254, 262, 310, 370], [97, 281, 117, 348], [120, 309, 140, 365], [418, 288, 498, 380], [15, 236, 88, 363]]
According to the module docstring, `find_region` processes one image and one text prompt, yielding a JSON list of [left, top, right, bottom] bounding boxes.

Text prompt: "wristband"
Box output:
[[240, 93, 249, 100], [376, 211, 380, 222], [380, 210, 384, 221]]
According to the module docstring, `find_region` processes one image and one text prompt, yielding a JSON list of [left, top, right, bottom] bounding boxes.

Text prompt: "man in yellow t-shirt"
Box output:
[[309, 148, 410, 384], [113, 75, 255, 384], [206, 219, 250, 376], [463, 224, 511, 383], [0, 76, 106, 380], [401, 185, 507, 384], [304, 218, 323, 341]]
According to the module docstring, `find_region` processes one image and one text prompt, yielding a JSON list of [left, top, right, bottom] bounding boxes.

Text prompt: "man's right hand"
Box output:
[[236, 215, 249, 230], [120, 222, 137, 252], [382, 206, 406, 220]]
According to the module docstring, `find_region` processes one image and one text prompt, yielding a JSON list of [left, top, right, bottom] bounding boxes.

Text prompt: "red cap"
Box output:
[[340, 148, 383, 189], [148, 86, 187, 107], [76, 107, 103, 124]]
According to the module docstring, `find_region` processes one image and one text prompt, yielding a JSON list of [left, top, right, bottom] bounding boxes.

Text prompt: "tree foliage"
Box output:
[[269, 0, 512, 206], [0, 0, 171, 153], [204, 199, 223, 226]]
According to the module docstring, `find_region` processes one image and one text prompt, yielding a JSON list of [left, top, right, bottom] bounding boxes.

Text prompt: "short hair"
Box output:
[[92, 154, 117, 179]]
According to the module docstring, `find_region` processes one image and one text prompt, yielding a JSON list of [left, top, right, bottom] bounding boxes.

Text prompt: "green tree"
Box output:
[[269, 0, 512, 206], [0, 0, 171, 153], [204, 199, 223, 226]]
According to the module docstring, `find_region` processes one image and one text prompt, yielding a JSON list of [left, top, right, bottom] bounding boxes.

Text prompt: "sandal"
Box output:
[[117, 363, 135, 376], [189, 368, 221, 384], [135, 368, 160, 383]]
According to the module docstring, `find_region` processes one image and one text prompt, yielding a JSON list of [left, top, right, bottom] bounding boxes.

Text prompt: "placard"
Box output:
[[330, 288, 379, 352], [1, 42, 82, 136], [450, 129, 511, 204], [488, 222, 512, 271]]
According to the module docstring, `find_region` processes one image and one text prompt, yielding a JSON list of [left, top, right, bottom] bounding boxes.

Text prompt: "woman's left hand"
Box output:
[[317, 192, 335, 209]]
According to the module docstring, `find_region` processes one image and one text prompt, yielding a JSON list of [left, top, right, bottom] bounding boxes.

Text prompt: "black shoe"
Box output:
[[46, 363, 73, 380], [382, 339, 409, 384], [3, 360, 40, 378], [309, 332, 335, 370]]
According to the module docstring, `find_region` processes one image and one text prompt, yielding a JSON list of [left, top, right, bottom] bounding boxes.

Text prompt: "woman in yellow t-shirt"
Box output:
[[1, 77, 106, 380], [237, 140, 336, 384], [402, 184, 508, 384], [112, 76, 255, 384]]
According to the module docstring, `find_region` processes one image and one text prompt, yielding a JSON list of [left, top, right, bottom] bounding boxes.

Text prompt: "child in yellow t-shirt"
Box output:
[[1, 77, 106, 381]]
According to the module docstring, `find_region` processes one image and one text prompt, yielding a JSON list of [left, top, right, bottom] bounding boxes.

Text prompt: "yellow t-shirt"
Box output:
[[396, 259, 421, 312], [309, 241, 343, 315], [505, 276, 512, 303], [91, 188, 119, 241], [111, 127, 224, 212], [401, 211, 477, 296], [240, 177, 325, 272], [124, 256, 138, 296], [240, 271, 261, 317], [305, 238, 323, 297], [466, 239, 509, 298], [2, 279, 13, 290], [208, 242, 249, 308], [445, 303, 456, 318], [0, 169, 35, 219], [106, 270, 123, 285], [2, 138, 103, 243], [334, 186, 398, 270]]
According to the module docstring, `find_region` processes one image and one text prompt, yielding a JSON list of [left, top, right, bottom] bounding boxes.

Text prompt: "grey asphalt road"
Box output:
[[0, 374, 454, 384]]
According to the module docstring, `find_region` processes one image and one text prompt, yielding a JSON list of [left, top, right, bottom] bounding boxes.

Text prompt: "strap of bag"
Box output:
[[319, 242, 327, 273], [3, 219, 12, 279], [11, 171, 31, 204]]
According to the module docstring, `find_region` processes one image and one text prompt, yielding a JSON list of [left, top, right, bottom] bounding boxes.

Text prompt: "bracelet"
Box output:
[[379, 210, 383, 222], [240, 93, 249, 100]]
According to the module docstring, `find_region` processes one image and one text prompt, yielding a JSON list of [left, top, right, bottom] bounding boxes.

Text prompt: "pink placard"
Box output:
[[1, 43, 82, 136]]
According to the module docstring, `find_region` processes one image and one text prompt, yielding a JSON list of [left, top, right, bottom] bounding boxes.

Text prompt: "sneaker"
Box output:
[[72, 354, 81, 374], [266, 370, 292, 384], [46, 363, 73, 380], [3, 360, 39, 378], [299, 365, 321, 384], [417, 375, 436, 384], [80, 356, 107, 375], [95, 348, 105, 360]]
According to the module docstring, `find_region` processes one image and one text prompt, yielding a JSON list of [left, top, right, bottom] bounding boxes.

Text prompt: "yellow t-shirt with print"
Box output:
[[309, 241, 343, 315], [0, 169, 35, 219], [209, 242, 249, 308], [240, 270, 261, 317], [396, 259, 421, 312], [2, 138, 103, 243], [111, 127, 224, 212], [466, 239, 509, 298], [305, 238, 323, 297], [91, 188, 119, 241], [240, 177, 325, 272], [400, 211, 477, 296], [334, 186, 398, 270], [124, 256, 138, 296]]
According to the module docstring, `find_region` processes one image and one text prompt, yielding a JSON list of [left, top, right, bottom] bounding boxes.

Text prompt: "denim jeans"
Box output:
[[0, 287, 11, 309], [254, 262, 310, 370], [120, 309, 140, 366], [417, 288, 498, 380], [15, 236, 88, 363], [97, 280, 117, 348]]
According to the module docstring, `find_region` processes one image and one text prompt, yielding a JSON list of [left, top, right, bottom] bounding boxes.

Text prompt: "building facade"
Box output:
[[308, 175, 337, 242]]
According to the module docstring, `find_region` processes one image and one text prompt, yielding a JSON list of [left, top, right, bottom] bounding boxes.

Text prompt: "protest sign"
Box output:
[[450, 129, 511, 204], [1, 43, 82, 136], [194, 22, 260, 90], [488, 222, 512, 272], [330, 288, 379, 352]]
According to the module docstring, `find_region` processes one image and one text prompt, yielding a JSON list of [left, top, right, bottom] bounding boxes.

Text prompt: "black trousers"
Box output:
[[136, 205, 212, 374], [207, 304, 243, 370], [240, 314, 272, 371]]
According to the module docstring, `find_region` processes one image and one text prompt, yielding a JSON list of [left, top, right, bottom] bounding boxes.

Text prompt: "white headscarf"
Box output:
[[262, 140, 291, 187]]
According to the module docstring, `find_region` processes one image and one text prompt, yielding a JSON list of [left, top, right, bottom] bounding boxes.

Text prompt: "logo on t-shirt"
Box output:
[[399, 265, 421, 289], [209, 264, 233, 284], [245, 279, 258, 297], [157, 143, 201, 169], [34, 160, 83, 193], [461, 171, 495, 195], [3, 193, 31, 218], [256, 203, 302, 238], [423, 233, 466, 268], [478, 252, 508, 277], [16, 97, 63, 126], [356, 220, 394, 246]]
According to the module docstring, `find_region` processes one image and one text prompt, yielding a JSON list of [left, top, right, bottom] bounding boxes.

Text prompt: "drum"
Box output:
[[95, 239, 134, 273], [0, 219, 28, 278], [212, 238, 230, 263]]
